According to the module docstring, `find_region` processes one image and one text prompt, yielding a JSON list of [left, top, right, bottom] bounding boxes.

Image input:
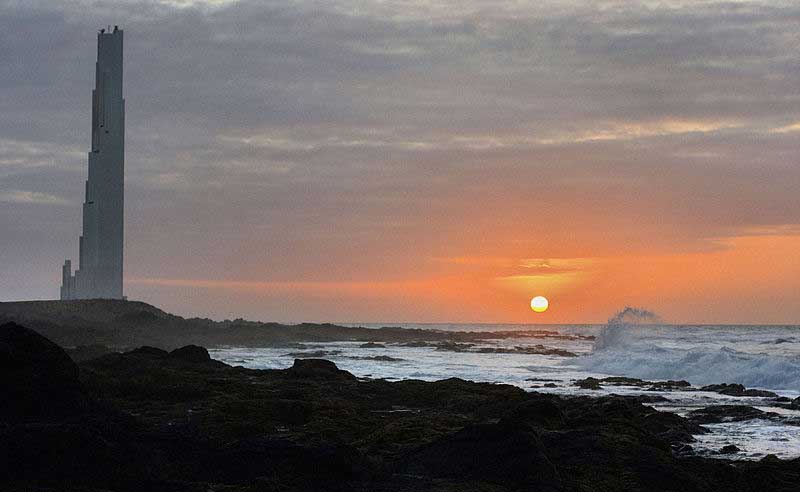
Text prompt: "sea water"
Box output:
[[209, 322, 800, 460]]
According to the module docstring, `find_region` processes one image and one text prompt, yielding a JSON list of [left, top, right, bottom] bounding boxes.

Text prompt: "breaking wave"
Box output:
[[575, 307, 800, 391]]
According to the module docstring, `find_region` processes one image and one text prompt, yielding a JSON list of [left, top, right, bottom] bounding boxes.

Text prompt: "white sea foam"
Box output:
[[577, 345, 800, 390], [577, 308, 800, 391], [211, 317, 800, 459]]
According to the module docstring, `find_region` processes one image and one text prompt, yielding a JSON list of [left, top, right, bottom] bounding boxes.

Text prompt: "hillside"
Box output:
[[0, 299, 571, 350]]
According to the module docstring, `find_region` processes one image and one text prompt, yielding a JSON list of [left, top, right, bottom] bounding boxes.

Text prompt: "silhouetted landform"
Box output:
[[575, 377, 693, 391], [572, 377, 785, 398], [0, 299, 591, 351], [699, 383, 779, 398], [2, 321, 800, 491], [431, 341, 578, 357]]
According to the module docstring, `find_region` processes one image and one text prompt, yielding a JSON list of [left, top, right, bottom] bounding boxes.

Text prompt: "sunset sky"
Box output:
[[1, 0, 799, 323]]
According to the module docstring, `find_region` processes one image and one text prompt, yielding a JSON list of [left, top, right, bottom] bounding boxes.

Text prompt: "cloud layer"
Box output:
[[1, 0, 799, 321]]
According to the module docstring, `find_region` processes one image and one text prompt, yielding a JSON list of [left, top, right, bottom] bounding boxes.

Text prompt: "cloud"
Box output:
[[0, 190, 69, 205], [770, 122, 800, 134], [1, 0, 800, 321]]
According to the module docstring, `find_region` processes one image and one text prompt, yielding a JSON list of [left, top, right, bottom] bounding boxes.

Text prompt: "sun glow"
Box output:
[[530, 296, 549, 313]]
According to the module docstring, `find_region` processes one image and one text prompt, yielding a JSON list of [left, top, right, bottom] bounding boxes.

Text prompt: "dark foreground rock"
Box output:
[[3, 323, 800, 492], [574, 376, 692, 392], [0, 322, 89, 420], [687, 405, 782, 424], [700, 383, 779, 398]]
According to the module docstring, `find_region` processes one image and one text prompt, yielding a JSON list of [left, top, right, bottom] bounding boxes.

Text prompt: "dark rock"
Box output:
[[114, 309, 162, 324], [475, 345, 578, 357], [598, 376, 648, 386], [687, 405, 776, 424], [282, 349, 342, 358], [350, 355, 404, 362], [718, 444, 740, 454], [0, 415, 154, 486], [504, 396, 566, 429], [127, 345, 169, 358], [65, 344, 116, 362], [544, 382, 558, 388], [204, 438, 365, 485], [700, 383, 778, 398], [583, 377, 691, 391], [575, 377, 602, 390], [0, 322, 89, 421], [434, 341, 475, 352], [284, 358, 357, 381], [649, 380, 692, 391], [627, 394, 671, 404], [359, 341, 385, 348], [398, 341, 432, 347], [401, 421, 561, 491], [168, 344, 212, 363]]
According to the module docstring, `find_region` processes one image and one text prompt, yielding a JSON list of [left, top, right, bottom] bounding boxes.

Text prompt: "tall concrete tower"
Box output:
[[61, 26, 125, 300]]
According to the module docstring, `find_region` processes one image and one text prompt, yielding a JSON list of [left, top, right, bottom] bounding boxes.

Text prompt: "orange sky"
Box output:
[[127, 230, 800, 324]]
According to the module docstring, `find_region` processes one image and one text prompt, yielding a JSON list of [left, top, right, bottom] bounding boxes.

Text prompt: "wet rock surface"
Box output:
[[0, 322, 89, 421], [687, 405, 778, 424], [700, 383, 779, 398], [574, 376, 692, 392], [3, 323, 800, 491]]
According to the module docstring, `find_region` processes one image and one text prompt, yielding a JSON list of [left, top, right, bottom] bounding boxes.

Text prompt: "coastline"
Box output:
[[3, 319, 800, 491]]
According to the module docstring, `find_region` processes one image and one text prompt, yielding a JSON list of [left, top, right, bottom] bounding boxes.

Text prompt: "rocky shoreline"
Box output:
[[2, 320, 800, 491], [0, 299, 592, 350]]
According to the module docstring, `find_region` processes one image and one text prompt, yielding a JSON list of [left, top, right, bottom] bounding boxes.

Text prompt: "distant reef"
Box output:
[[0, 299, 591, 351]]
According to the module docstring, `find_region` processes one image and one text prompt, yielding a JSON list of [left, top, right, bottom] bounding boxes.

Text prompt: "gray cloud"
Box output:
[[1, 0, 799, 316]]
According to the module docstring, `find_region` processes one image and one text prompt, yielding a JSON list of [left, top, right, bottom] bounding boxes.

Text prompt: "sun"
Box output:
[[530, 296, 549, 313]]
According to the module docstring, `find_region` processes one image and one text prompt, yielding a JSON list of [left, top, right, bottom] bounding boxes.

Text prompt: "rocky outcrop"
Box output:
[[700, 383, 778, 398], [4, 322, 800, 492], [401, 421, 561, 491], [687, 405, 778, 424], [0, 322, 88, 421], [574, 376, 691, 392], [284, 358, 357, 381], [168, 344, 212, 363]]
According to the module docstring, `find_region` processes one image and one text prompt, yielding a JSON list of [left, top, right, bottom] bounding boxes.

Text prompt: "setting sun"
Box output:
[[531, 296, 549, 313]]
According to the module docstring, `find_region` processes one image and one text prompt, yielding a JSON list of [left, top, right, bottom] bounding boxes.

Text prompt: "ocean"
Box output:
[[210, 321, 800, 460]]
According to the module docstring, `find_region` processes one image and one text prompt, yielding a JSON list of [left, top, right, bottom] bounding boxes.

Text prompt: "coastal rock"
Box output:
[[504, 396, 566, 429], [718, 444, 740, 454], [0, 322, 88, 421], [350, 355, 404, 362], [127, 345, 169, 358], [574, 376, 691, 392], [648, 380, 692, 391], [401, 421, 561, 491], [284, 358, 357, 381], [626, 394, 671, 404], [203, 438, 366, 485], [700, 383, 778, 398], [168, 344, 212, 363], [475, 345, 578, 357], [283, 349, 342, 358], [575, 377, 602, 390], [687, 405, 777, 424], [5, 320, 800, 491], [359, 341, 385, 348]]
